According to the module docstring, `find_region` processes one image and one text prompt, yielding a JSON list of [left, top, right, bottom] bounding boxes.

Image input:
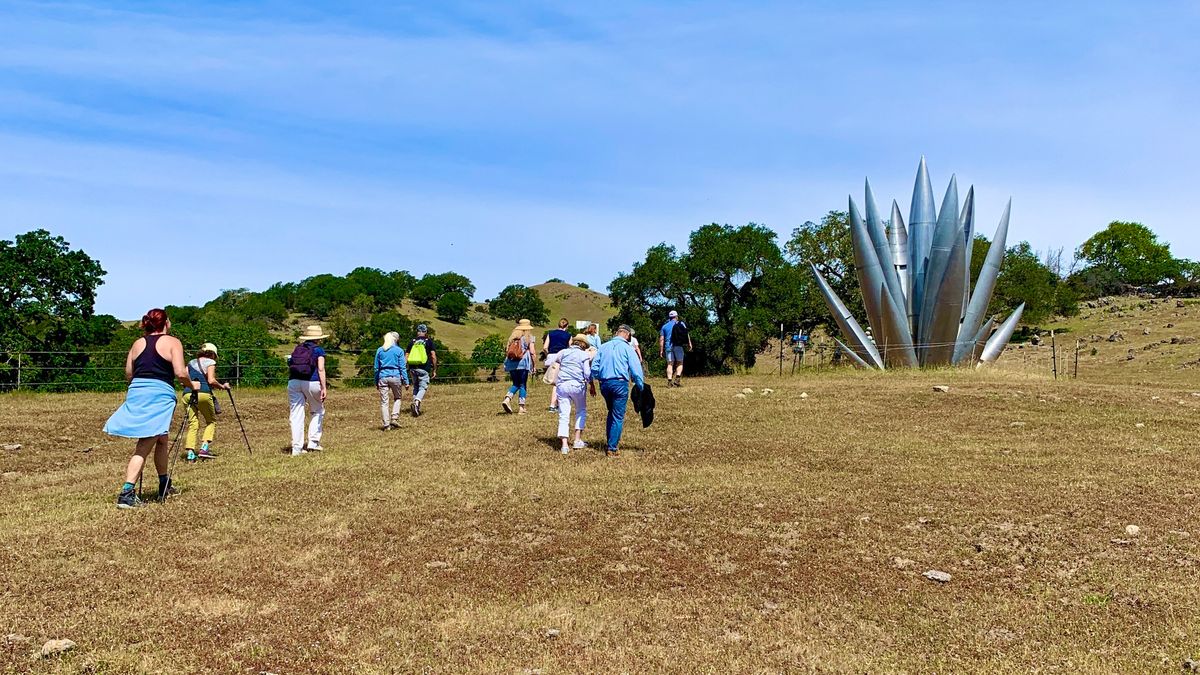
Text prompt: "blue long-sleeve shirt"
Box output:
[[591, 337, 644, 388], [374, 345, 410, 384]]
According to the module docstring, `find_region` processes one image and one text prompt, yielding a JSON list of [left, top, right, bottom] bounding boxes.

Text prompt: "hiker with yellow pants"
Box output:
[[183, 343, 231, 462]]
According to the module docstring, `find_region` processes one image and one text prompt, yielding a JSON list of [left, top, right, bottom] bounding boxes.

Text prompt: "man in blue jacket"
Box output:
[[591, 324, 645, 457]]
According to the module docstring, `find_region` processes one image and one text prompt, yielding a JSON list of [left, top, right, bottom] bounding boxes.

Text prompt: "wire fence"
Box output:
[[0, 346, 520, 392], [0, 334, 1080, 392]]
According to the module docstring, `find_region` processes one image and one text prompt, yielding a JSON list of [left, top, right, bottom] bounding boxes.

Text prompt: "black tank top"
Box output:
[[133, 334, 175, 385]]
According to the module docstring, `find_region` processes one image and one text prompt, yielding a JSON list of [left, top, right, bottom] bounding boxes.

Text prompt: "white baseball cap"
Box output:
[[668, 310, 678, 318]]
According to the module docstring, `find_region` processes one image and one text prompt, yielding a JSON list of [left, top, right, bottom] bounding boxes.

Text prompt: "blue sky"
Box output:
[[1, 1, 1197, 318]]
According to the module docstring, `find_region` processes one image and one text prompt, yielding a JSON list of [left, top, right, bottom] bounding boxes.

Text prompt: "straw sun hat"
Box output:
[[514, 319, 534, 332], [300, 325, 329, 341], [570, 334, 591, 349]]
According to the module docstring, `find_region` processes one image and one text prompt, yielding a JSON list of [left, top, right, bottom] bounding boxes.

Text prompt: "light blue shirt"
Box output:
[[374, 345, 409, 384], [504, 335, 534, 372], [586, 333, 601, 350], [555, 346, 592, 386], [592, 337, 644, 388]]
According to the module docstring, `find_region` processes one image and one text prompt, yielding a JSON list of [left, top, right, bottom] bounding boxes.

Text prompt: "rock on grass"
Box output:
[[922, 570, 952, 583], [40, 639, 76, 658]]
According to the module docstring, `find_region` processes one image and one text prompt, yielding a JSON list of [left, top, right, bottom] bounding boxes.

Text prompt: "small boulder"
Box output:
[[799, 392, 809, 399], [741, 387, 754, 394], [932, 385, 950, 393], [760, 388, 774, 395], [1125, 524, 1141, 537], [1, 443, 21, 451], [1, 472, 17, 480], [1107, 331, 1124, 342], [40, 639, 76, 658], [1135, 423, 1145, 428], [923, 569, 952, 583], [734, 393, 747, 400], [424, 560, 450, 570], [1143, 327, 1151, 336], [544, 628, 560, 639], [1178, 300, 1187, 308], [4, 634, 31, 646]]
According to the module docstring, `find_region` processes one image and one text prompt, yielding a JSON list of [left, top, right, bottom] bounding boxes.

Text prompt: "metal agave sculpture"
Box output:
[[811, 158, 1024, 369]]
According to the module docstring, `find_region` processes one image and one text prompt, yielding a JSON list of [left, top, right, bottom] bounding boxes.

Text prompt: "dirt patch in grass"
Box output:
[[1, 371, 1198, 672]]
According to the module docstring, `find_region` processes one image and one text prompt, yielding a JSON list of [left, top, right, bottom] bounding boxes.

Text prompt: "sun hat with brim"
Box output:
[[570, 334, 591, 349], [514, 319, 535, 332], [300, 325, 329, 341], [200, 342, 218, 357]]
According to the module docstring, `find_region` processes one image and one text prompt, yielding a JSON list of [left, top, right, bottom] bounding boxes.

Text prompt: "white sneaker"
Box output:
[[291, 448, 308, 456], [572, 440, 588, 449], [560, 446, 570, 455], [307, 442, 323, 452]]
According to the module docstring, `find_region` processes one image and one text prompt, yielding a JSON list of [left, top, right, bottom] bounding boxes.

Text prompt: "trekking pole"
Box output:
[[159, 397, 196, 503], [226, 388, 252, 455]]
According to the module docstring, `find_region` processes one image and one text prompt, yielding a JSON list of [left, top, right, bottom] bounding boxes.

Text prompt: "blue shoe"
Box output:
[[186, 449, 197, 462], [117, 490, 143, 509]]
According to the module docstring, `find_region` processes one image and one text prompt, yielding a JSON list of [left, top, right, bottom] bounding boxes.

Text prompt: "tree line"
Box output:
[[1, 216, 1191, 389], [0, 230, 555, 391], [607, 216, 1197, 374]]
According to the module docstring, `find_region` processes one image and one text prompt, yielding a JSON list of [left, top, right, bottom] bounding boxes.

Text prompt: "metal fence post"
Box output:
[[235, 350, 241, 388], [16, 352, 21, 391], [1051, 330, 1057, 380]]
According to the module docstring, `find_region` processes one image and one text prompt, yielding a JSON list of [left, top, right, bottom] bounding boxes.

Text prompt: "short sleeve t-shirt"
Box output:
[[660, 321, 676, 347], [308, 346, 326, 381], [547, 329, 571, 354], [188, 357, 216, 393]]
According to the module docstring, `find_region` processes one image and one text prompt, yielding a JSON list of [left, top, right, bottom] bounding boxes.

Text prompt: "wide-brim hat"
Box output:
[[201, 342, 218, 356], [570, 334, 591, 349], [514, 319, 534, 332], [300, 325, 329, 341]]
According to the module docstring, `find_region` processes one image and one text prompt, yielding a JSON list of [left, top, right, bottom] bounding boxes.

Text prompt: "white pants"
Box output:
[[288, 380, 324, 451], [555, 382, 587, 438]]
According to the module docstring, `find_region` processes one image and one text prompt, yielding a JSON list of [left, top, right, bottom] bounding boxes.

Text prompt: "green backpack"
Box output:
[[408, 339, 429, 366]]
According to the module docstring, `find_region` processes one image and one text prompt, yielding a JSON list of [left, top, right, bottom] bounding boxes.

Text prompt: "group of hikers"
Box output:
[[103, 307, 692, 509]]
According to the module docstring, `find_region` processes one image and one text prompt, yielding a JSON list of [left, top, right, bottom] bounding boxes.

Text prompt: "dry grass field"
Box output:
[[2, 366, 1199, 672]]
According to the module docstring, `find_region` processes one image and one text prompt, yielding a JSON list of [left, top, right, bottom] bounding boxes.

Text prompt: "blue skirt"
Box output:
[[104, 378, 178, 439]]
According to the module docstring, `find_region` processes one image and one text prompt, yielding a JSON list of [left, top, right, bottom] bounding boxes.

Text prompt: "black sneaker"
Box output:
[[117, 490, 143, 509], [157, 476, 177, 500], [412, 400, 422, 417]]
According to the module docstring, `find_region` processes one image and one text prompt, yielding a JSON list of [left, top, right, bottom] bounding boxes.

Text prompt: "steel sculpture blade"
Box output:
[[864, 180, 906, 312], [834, 338, 872, 369], [921, 233, 968, 366], [878, 281, 918, 367], [953, 199, 1010, 363], [960, 186, 976, 315], [848, 197, 887, 342], [908, 157, 936, 335], [809, 159, 1023, 370], [810, 263, 884, 368], [888, 200, 910, 312], [917, 175, 960, 350], [978, 303, 1025, 365]]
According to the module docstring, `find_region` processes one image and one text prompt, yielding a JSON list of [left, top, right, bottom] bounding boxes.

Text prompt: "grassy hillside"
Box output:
[[753, 294, 1200, 385], [279, 282, 616, 357], [2, 370, 1197, 671]]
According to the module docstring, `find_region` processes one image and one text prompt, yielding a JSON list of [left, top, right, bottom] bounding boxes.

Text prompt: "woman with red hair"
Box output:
[[103, 308, 198, 508]]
